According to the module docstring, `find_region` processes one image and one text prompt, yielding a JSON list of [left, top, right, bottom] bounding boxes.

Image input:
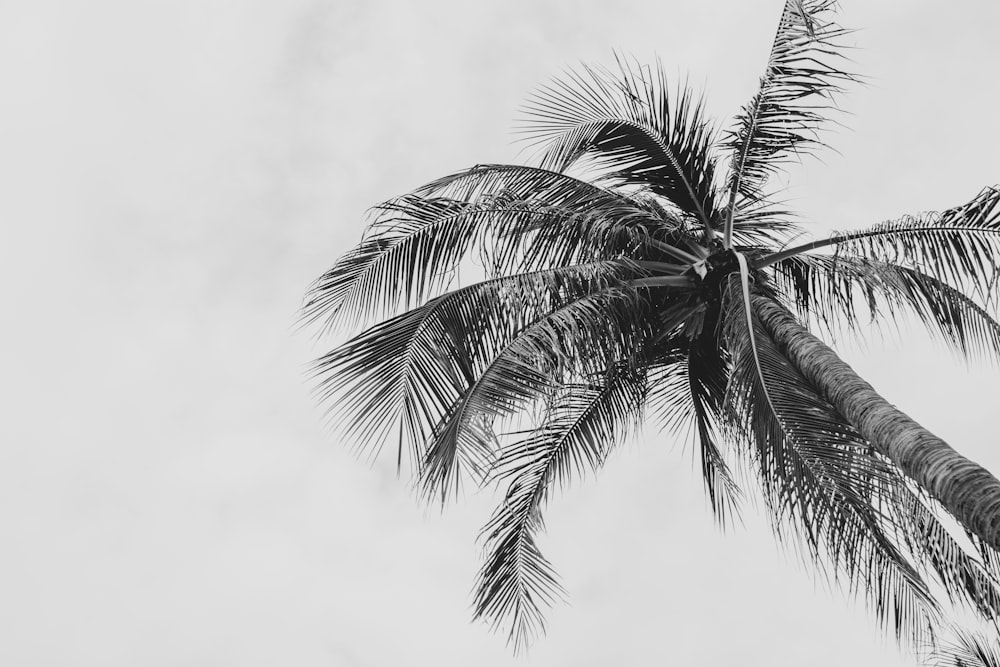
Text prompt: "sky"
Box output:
[[0, 1, 998, 665]]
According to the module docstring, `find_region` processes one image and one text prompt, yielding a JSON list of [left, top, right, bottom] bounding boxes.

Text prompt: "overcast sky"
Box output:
[[1, 1, 998, 665]]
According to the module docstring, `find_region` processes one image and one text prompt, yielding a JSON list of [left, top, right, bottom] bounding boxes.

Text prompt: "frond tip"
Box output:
[[723, 0, 854, 230], [474, 367, 647, 651]]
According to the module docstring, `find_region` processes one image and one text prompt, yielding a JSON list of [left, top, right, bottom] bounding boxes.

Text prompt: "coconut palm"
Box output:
[[303, 0, 1000, 653]]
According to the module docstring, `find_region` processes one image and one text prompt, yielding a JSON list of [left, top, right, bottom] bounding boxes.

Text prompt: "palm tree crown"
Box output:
[[303, 0, 1000, 654]]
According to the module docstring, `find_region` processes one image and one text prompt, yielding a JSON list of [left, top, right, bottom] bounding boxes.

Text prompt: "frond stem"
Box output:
[[647, 238, 704, 263]]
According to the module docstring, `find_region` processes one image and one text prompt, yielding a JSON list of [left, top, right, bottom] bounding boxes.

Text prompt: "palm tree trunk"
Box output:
[[751, 294, 1000, 551]]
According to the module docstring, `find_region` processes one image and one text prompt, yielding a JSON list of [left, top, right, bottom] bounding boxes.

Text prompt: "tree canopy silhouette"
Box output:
[[304, 0, 1000, 654]]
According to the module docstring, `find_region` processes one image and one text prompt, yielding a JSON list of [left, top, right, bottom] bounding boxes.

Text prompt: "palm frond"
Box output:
[[474, 365, 648, 652], [418, 282, 658, 502], [734, 288, 1000, 632], [687, 338, 743, 524], [770, 252, 1000, 361], [895, 488, 1000, 620], [729, 197, 802, 247], [311, 261, 638, 476], [302, 195, 488, 335], [519, 56, 720, 229], [416, 163, 639, 210], [483, 199, 659, 277], [303, 165, 654, 335], [723, 276, 940, 640], [723, 0, 853, 219], [832, 186, 1000, 301], [416, 164, 711, 275], [758, 186, 1000, 290], [646, 339, 743, 524], [925, 628, 1000, 667]]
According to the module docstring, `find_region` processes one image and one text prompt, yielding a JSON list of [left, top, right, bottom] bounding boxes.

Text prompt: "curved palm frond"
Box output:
[[723, 0, 853, 229], [759, 186, 1000, 291], [474, 364, 648, 653], [311, 261, 640, 474], [483, 199, 657, 276], [729, 198, 802, 247], [416, 165, 716, 275], [896, 488, 1000, 620], [415, 163, 645, 220], [686, 339, 743, 524], [303, 165, 694, 335], [770, 253, 1000, 361], [418, 282, 661, 502], [723, 276, 940, 640], [302, 194, 490, 335], [645, 338, 743, 524], [925, 628, 1000, 667], [520, 56, 721, 229], [731, 286, 1000, 630], [833, 186, 1000, 299]]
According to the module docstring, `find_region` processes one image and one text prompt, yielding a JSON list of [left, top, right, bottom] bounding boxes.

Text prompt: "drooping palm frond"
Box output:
[[895, 488, 1000, 621], [481, 199, 657, 277], [416, 282, 657, 502], [769, 253, 1000, 361], [311, 261, 642, 475], [729, 281, 1000, 631], [722, 274, 941, 640], [687, 338, 744, 524], [303, 165, 692, 335], [831, 186, 1000, 300], [723, 0, 853, 226], [300, 199, 594, 335], [520, 56, 721, 230], [759, 186, 1000, 292], [418, 165, 723, 276], [301, 194, 490, 336], [645, 337, 743, 524], [474, 364, 649, 653]]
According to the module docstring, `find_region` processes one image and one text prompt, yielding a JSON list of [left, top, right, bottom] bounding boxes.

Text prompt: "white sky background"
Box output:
[[1, 1, 998, 665]]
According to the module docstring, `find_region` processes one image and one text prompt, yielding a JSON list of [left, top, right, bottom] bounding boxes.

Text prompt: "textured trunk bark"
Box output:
[[751, 294, 1000, 551]]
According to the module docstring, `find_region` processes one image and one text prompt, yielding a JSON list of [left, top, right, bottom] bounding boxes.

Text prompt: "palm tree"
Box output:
[[303, 0, 1000, 653]]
